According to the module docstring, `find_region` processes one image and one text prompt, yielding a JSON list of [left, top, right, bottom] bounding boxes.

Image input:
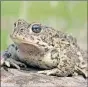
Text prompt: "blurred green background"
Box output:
[[1, 1, 87, 51]]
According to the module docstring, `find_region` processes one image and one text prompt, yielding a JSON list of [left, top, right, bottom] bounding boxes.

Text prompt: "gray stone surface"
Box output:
[[1, 67, 87, 87]]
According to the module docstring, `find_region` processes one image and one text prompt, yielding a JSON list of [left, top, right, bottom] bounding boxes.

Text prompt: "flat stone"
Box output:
[[1, 68, 87, 87]]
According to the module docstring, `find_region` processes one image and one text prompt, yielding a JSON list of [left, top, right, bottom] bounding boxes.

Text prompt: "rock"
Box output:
[[1, 67, 87, 87]]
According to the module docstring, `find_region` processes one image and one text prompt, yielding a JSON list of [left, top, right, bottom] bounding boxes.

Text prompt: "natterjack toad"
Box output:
[[1, 19, 87, 77]]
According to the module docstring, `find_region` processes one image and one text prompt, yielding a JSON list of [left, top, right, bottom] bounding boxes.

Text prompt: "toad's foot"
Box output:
[[37, 68, 69, 76], [2, 58, 27, 70], [75, 66, 88, 78], [1, 52, 27, 70], [38, 69, 57, 76]]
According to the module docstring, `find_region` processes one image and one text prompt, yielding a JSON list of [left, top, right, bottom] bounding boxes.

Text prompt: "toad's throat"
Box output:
[[18, 43, 43, 56]]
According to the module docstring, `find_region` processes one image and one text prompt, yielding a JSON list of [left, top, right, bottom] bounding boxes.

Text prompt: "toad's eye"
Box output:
[[32, 24, 41, 33]]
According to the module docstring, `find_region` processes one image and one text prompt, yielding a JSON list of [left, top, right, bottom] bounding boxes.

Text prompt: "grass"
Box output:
[[1, 1, 21, 17]]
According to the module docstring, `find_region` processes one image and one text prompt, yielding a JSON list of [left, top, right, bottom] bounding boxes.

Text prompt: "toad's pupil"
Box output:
[[32, 24, 41, 33]]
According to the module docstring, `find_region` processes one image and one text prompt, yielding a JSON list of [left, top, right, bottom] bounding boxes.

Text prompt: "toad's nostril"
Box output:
[[14, 23, 16, 27], [21, 29, 23, 31]]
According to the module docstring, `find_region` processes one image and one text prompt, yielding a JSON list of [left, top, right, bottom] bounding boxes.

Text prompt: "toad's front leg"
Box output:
[[1, 44, 27, 70], [1, 51, 27, 70]]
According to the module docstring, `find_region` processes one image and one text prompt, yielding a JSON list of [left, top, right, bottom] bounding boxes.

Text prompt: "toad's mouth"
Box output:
[[11, 34, 33, 43], [10, 34, 39, 47], [10, 34, 45, 52]]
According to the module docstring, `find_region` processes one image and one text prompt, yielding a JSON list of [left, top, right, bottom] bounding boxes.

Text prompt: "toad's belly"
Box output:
[[17, 49, 58, 69]]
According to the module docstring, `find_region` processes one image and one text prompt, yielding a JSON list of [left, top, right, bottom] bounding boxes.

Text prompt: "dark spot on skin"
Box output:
[[59, 65, 63, 69], [23, 38, 25, 40], [49, 32, 52, 35], [20, 28, 23, 32], [66, 44, 70, 47], [38, 59, 42, 61], [61, 39, 65, 41], [30, 51, 33, 53], [73, 43, 75, 45], [37, 52, 40, 55], [54, 33, 59, 38], [68, 74, 73, 77], [11, 44, 15, 47], [36, 42, 45, 47], [45, 48, 49, 52], [82, 62, 85, 65], [4, 52, 11, 58], [36, 42, 39, 44], [41, 45, 46, 47], [63, 60, 68, 64], [15, 46, 18, 50], [52, 44, 54, 46]]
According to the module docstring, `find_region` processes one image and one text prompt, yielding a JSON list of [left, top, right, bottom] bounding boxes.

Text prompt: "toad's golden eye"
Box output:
[[32, 24, 41, 33]]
